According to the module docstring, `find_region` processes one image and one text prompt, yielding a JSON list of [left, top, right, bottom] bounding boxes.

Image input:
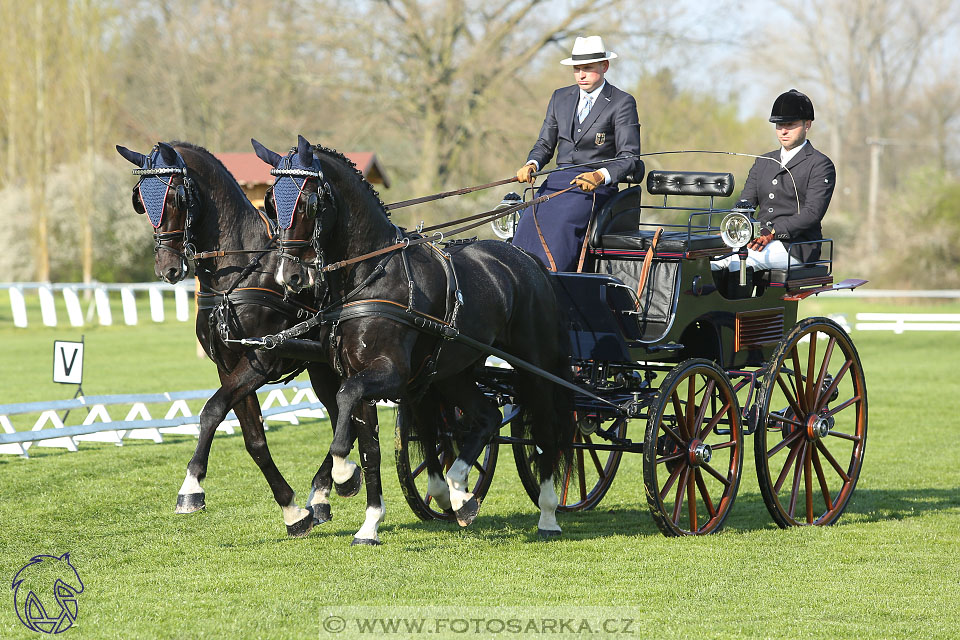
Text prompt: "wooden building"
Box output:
[[216, 151, 391, 208]]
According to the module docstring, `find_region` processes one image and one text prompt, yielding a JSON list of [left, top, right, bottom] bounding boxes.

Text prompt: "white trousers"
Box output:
[[710, 240, 796, 272]]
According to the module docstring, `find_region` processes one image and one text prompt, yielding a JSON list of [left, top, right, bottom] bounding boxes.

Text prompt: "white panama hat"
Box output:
[[560, 36, 618, 65]]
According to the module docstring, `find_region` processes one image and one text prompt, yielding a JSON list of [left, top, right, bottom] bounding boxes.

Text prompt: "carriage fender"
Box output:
[[678, 315, 724, 365]]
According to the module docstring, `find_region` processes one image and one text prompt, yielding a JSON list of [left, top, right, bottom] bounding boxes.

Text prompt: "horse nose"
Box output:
[[287, 271, 303, 290], [163, 266, 182, 283]]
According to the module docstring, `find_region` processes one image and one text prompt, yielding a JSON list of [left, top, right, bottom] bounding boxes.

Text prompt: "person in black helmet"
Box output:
[[712, 89, 836, 272]]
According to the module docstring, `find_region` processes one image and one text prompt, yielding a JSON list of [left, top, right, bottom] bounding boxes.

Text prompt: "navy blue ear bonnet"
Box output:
[[132, 146, 189, 228], [271, 148, 324, 230]]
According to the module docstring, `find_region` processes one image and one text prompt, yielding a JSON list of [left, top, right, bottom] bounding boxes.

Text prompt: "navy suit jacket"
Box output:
[[739, 141, 836, 263], [526, 82, 641, 184]]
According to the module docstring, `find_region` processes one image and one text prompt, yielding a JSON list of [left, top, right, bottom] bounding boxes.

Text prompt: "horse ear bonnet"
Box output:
[[135, 144, 189, 228]]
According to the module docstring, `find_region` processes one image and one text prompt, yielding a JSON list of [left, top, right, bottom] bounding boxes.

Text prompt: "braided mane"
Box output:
[[310, 144, 388, 216]]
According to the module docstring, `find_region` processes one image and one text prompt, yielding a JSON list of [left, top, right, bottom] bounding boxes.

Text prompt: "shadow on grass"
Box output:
[[211, 485, 960, 550], [840, 487, 960, 523]]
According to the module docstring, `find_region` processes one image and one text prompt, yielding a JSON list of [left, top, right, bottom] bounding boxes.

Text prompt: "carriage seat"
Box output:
[[590, 170, 734, 254], [645, 170, 735, 197], [599, 230, 727, 252]]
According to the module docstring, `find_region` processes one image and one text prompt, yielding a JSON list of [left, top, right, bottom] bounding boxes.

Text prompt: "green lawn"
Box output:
[[1, 298, 959, 639]]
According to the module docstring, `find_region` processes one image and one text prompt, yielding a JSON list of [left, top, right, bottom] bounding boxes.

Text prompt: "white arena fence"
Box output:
[[0, 380, 333, 458], [3, 283, 959, 330], [1, 281, 195, 328]]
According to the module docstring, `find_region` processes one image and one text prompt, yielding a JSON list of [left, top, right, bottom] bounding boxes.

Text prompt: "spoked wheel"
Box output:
[[512, 408, 627, 511], [755, 317, 867, 527], [642, 359, 743, 536], [394, 404, 498, 521]]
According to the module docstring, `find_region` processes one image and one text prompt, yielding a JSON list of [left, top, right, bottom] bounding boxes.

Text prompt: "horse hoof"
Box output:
[[312, 503, 332, 525], [335, 467, 363, 498], [350, 537, 381, 546], [175, 493, 205, 514], [537, 528, 562, 540], [455, 496, 480, 527], [286, 507, 315, 538]]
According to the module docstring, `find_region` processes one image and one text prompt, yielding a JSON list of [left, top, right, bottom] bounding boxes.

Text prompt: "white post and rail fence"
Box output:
[[1, 283, 956, 459]]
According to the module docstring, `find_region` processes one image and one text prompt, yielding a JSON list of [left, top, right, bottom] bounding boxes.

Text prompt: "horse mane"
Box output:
[[310, 144, 389, 218], [168, 140, 251, 206]]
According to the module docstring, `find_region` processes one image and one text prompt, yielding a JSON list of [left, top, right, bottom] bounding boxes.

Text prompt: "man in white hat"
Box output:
[[512, 35, 642, 272]]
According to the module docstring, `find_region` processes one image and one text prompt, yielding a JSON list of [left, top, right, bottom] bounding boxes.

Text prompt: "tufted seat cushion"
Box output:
[[646, 170, 735, 197]]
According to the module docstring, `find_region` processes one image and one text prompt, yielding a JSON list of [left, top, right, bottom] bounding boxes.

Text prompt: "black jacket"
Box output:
[[740, 140, 836, 263], [527, 82, 642, 184]]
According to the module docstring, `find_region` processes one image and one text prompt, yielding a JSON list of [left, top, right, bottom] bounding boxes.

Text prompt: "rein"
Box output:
[[385, 177, 519, 210], [321, 185, 576, 274]]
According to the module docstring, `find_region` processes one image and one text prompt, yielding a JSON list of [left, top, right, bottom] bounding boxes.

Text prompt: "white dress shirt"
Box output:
[[780, 140, 807, 166], [526, 81, 613, 185]]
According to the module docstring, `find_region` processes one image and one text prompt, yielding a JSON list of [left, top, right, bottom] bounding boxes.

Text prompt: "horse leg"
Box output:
[[330, 362, 405, 544], [234, 390, 315, 537], [350, 400, 384, 546], [408, 395, 453, 513], [175, 366, 261, 514], [433, 377, 502, 527], [304, 366, 362, 526], [195, 360, 313, 536]]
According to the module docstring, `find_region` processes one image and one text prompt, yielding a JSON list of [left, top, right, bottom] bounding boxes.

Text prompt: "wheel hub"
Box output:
[[578, 416, 599, 436], [688, 439, 712, 466], [806, 414, 831, 440]]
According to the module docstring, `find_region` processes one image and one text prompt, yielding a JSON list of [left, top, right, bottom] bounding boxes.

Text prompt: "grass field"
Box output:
[[1, 296, 959, 639]]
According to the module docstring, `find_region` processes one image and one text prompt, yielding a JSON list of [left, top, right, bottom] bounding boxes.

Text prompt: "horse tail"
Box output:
[[514, 267, 576, 486]]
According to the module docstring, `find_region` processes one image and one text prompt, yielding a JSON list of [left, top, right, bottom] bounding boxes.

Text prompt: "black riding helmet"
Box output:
[[769, 89, 814, 122]]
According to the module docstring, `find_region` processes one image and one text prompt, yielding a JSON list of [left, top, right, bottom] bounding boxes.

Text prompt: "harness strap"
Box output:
[[576, 191, 598, 273], [249, 298, 623, 414], [197, 287, 317, 319], [636, 227, 663, 307], [530, 201, 558, 272]]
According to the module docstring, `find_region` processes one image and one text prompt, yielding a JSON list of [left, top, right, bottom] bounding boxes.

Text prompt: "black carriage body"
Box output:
[[397, 164, 866, 536], [552, 260, 799, 369], [550, 170, 836, 371]]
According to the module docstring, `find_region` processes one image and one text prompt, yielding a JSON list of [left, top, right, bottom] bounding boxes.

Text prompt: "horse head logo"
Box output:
[[11, 553, 84, 634]]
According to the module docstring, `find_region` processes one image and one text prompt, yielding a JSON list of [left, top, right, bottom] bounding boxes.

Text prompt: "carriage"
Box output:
[[393, 166, 868, 536], [119, 138, 867, 543]]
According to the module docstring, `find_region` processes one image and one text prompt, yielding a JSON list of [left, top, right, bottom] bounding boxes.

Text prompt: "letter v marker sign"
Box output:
[[53, 339, 85, 385]]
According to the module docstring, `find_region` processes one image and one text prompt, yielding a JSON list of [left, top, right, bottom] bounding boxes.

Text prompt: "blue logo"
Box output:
[[11, 553, 84, 634]]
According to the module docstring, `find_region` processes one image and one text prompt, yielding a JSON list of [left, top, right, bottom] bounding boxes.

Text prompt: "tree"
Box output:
[[764, 0, 960, 263]]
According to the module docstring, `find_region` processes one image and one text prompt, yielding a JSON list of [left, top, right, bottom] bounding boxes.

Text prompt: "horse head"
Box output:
[[116, 142, 199, 284], [252, 135, 336, 294]]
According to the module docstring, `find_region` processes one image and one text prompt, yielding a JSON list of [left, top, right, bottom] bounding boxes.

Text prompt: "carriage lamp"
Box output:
[[491, 192, 523, 240], [720, 211, 761, 286]]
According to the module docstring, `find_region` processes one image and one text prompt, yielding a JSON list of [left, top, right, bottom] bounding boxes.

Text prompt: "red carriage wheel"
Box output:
[[394, 404, 498, 522], [755, 317, 867, 527], [642, 359, 743, 536], [511, 409, 626, 511]]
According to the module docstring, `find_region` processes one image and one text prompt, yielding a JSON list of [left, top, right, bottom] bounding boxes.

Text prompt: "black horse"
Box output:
[[116, 141, 370, 537], [253, 135, 576, 542]]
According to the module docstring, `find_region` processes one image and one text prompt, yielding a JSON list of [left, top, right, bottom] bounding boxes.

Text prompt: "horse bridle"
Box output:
[[270, 164, 337, 275], [132, 165, 200, 265]]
